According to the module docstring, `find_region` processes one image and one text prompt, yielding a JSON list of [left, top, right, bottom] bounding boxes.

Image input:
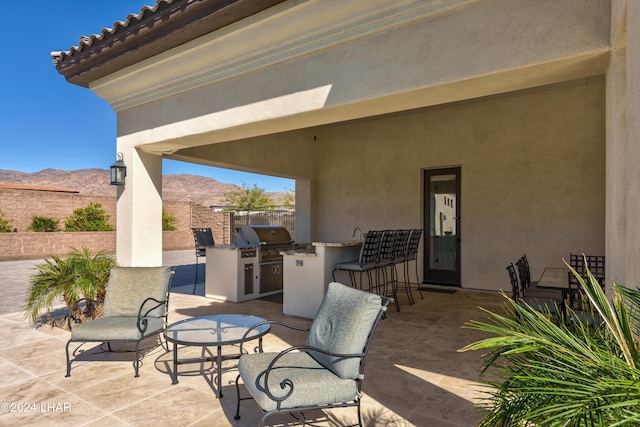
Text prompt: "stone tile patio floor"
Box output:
[[0, 250, 505, 426]]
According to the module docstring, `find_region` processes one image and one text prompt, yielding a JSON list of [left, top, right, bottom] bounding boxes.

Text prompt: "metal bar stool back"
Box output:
[[332, 230, 384, 292], [375, 230, 400, 311]]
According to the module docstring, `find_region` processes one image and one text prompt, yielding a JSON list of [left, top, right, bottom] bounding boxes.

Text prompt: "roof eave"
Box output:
[[53, 0, 286, 88]]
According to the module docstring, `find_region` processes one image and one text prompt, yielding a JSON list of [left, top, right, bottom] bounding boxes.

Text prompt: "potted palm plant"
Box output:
[[25, 247, 116, 324], [460, 261, 640, 426]]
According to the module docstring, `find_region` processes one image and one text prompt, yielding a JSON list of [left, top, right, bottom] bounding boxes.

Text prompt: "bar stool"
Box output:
[[390, 229, 414, 304], [375, 230, 400, 312], [332, 230, 383, 291], [191, 227, 215, 294], [404, 229, 424, 300]]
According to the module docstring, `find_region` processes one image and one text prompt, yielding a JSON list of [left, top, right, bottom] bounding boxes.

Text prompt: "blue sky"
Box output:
[[0, 1, 293, 192]]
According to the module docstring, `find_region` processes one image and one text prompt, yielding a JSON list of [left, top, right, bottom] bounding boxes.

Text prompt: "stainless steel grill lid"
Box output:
[[236, 225, 293, 246]]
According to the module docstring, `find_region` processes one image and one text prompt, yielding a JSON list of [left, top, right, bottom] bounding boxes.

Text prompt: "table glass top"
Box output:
[[165, 314, 270, 346], [537, 267, 569, 289]]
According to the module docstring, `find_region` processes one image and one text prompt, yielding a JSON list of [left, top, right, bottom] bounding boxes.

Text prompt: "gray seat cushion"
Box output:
[[333, 260, 376, 272], [71, 316, 164, 341], [103, 267, 172, 318], [238, 351, 358, 412], [306, 282, 382, 379]]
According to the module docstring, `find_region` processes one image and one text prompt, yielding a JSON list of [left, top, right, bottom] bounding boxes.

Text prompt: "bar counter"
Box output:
[[282, 240, 362, 318]]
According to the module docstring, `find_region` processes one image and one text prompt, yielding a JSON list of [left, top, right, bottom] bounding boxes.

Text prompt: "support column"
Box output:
[[606, 0, 640, 288], [625, 0, 640, 286], [605, 41, 627, 288], [294, 178, 312, 243], [115, 145, 163, 266]]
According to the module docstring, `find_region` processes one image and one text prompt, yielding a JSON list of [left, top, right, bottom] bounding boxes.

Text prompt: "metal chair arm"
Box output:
[[262, 345, 366, 403], [136, 297, 168, 334]]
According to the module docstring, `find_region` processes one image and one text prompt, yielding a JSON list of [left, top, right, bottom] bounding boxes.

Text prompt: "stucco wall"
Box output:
[[111, 0, 609, 146], [188, 77, 605, 292], [89, 0, 613, 284], [314, 78, 606, 291]]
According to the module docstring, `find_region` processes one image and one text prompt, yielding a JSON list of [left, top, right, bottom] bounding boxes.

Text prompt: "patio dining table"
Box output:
[[164, 314, 270, 398], [536, 266, 571, 318], [536, 267, 570, 292]]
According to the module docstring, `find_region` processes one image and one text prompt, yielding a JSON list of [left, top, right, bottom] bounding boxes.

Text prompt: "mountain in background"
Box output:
[[0, 169, 288, 206]]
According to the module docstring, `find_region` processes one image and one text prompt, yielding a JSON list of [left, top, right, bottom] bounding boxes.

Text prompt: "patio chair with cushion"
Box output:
[[234, 281, 393, 427], [65, 266, 174, 377]]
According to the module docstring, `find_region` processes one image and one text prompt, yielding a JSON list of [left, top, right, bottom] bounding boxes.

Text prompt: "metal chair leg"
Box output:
[[134, 341, 141, 377], [234, 374, 242, 420], [393, 262, 414, 305], [414, 259, 423, 299], [65, 341, 72, 377], [193, 256, 199, 294]]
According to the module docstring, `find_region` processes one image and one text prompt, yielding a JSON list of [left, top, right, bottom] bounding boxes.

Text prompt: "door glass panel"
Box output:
[[429, 174, 457, 271]]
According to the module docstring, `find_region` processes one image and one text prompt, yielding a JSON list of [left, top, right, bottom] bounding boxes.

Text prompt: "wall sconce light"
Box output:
[[110, 153, 126, 186]]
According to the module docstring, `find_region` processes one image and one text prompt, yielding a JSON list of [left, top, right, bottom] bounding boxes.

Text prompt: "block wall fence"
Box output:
[[0, 188, 232, 261]]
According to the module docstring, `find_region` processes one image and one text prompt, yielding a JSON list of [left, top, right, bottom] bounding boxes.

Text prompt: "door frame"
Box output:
[[422, 167, 461, 286]]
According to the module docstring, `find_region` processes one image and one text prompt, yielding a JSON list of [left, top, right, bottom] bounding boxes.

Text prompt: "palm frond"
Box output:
[[461, 261, 640, 425]]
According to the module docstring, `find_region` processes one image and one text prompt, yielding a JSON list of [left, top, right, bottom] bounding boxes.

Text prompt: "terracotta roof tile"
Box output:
[[52, 0, 285, 87], [51, 0, 176, 65]]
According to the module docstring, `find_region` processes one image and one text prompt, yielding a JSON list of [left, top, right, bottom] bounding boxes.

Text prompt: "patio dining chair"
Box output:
[[520, 254, 539, 288], [515, 257, 563, 300], [192, 227, 215, 294], [332, 230, 384, 292], [65, 266, 174, 378], [507, 263, 563, 320], [568, 253, 605, 310], [234, 281, 393, 427]]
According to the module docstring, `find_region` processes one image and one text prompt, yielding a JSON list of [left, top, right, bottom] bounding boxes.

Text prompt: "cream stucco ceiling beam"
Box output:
[[91, 0, 477, 111], [132, 49, 609, 157]]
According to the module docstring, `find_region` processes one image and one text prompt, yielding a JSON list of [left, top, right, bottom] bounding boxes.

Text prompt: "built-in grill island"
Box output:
[[236, 225, 297, 293], [206, 226, 366, 318], [205, 225, 302, 302]]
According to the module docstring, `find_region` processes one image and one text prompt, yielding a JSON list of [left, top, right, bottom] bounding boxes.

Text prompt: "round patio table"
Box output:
[[164, 314, 270, 398]]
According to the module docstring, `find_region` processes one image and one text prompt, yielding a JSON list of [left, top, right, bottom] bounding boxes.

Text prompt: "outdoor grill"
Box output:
[[235, 225, 295, 262], [235, 225, 296, 293]]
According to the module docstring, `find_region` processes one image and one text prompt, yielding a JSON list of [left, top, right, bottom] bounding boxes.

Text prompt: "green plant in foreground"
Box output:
[[25, 247, 116, 322], [64, 202, 115, 231], [27, 215, 60, 232], [460, 261, 640, 426]]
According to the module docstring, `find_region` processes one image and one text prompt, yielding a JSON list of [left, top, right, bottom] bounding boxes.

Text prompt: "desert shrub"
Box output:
[[0, 210, 14, 232], [162, 208, 177, 231], [25, 247, 116, 322], [64, 202, 115, 231], [223, 182, 274, 211], [27, 215, 59, 232]]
